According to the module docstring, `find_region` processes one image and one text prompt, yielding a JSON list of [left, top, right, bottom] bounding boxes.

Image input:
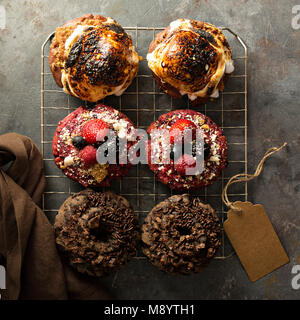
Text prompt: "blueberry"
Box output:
[[72, 135, 86, 149]]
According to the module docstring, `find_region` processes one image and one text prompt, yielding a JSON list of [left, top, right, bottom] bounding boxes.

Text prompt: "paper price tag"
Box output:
[[224, 201, 289, 282]]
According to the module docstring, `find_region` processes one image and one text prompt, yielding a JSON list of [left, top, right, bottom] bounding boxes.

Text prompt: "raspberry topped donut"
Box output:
[[52, 103, 136, 187], [147, 19, 234, 105], [147, 109, 227, 191], [49, 14, 140, 102]]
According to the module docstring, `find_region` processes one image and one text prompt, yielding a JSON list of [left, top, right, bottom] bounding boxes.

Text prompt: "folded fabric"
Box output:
[[0, 133, 111, 300]]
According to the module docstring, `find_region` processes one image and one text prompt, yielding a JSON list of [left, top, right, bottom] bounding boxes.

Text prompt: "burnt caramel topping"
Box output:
[[65, 26, 131, 87], [193, 28, 217, 45], [105, 23, 125, 35], [65, 35, 84, 69], [163, 30, 218, 86], [148, 20, 233, 98]]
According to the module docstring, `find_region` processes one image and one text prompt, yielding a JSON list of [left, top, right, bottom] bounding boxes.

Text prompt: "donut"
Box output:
[[49, 14, 141, 102], [52, 103, 136, 187], [142, 194, 221, 274], [54, 189, 140, 277], [147, 109, 227, 191], [147, 19, 234, 105]]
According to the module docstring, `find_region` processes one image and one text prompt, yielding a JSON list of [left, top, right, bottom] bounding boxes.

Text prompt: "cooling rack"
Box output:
[[41, 26, 248, 263]]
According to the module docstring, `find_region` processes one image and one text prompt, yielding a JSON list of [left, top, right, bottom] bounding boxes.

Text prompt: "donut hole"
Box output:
[[175, 225, 192, 236], [90, 225, 112, 242]]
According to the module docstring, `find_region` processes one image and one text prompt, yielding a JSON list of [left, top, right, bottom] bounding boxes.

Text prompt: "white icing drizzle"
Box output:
[[225, 59, 235, 74], [64, 25, 93, 50], [169, 19, 193, 32]]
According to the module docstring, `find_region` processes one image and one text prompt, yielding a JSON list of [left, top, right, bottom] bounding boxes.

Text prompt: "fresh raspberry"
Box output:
[[82, 119, 109, 144], [169, 119, 197, 144], [174, 154, 196, 176], [78, 145, 97, 166]]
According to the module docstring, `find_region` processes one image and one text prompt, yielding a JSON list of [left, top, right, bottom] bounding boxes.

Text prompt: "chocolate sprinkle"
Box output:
[[142, 194, 221, 274]]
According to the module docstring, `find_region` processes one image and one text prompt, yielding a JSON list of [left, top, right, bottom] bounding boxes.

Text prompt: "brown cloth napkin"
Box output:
[[0, 133, 111, 300]]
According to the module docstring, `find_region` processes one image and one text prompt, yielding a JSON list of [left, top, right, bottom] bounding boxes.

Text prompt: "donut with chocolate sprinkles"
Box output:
[[54, 189, 140, 277], [142, 194, 221, 274]]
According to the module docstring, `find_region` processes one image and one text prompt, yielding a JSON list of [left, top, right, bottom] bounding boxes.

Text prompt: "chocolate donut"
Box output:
[[142, 194, 221, 274], [54, 189, 140, 277], [49, 14, 140, 102], [147, 19, 234, 105], [147, 109, 227, 191]]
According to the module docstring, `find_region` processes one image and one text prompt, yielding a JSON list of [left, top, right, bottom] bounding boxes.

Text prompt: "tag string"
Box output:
[[222, 142, 287, 212]]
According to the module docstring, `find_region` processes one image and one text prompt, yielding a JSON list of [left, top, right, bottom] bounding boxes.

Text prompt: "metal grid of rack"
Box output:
[[41, 26, 248, 260]]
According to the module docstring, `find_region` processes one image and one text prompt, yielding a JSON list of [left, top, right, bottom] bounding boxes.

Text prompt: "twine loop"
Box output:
[[222, 142, 287, 213]]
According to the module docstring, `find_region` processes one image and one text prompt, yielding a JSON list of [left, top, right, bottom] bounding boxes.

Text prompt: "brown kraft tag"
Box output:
[[224, 201, 289, 282]]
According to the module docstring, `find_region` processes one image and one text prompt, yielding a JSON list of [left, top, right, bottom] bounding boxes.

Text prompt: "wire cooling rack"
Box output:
[[41, 26, 248, 261]]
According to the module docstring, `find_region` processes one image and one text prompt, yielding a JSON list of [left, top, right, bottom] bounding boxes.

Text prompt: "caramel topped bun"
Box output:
[[52, 103, 136, 187], [147, 19, 234, 104], [49, 14, 141, 102]]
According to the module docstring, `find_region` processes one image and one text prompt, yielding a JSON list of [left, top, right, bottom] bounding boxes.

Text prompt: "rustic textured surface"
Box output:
[[0, 0, 299, 299]]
